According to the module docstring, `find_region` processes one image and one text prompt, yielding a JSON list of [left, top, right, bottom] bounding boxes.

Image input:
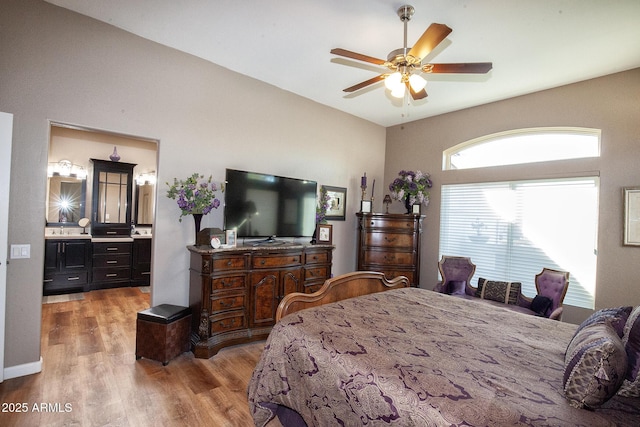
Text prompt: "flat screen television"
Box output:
[[224, 168, 317, 241]]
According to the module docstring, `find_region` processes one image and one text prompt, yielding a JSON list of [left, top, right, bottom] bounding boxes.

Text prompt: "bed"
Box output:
[[247, 272, 640, 426]]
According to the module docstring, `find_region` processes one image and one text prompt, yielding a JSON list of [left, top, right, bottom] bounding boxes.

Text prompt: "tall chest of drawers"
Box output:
[[356, 213, 424, 287], [188, 243, 333, 358]]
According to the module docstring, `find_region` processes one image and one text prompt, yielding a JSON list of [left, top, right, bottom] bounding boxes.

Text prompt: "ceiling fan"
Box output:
[[331, 5, 492, 100]]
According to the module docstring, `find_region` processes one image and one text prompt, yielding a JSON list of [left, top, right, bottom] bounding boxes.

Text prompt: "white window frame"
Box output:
[[443, 127, 601, 170]]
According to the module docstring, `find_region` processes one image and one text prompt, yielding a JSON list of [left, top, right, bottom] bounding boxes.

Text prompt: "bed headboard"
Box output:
[[276, 271, 410, 322]]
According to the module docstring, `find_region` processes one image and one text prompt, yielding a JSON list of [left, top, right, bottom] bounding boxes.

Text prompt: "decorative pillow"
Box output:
[[574, 306, 632, 338], [476, 278, 521, 305], [446, 280, 467, 296], [563, 322, 627, 408], [618, 305, 640, 397], [531, 295, 553, 317]]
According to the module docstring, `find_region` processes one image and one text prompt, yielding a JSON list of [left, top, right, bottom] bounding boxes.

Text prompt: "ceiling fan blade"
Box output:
[[330, 48, 386, 66], [407, 23, 452, 62], [423, 62, 493, 74], [343, 75, 386, 92], [406, 81, 428, 100]]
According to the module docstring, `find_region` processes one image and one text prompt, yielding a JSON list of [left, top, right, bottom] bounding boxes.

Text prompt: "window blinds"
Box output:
[[439, 177, 599, 309]]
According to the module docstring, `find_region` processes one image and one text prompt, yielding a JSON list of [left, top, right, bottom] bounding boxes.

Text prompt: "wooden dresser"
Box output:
[[356, 213, 424, 287], [188, 243, 333, 358]]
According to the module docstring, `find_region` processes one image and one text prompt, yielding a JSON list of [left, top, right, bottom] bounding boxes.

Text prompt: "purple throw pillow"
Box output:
[[618, 306, 640, 397], [574, 306, 632, 338]]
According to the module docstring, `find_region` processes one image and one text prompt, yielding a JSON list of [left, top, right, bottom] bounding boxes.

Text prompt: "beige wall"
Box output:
[[385, 68, 640, 324], [0, 0, 386, 371]]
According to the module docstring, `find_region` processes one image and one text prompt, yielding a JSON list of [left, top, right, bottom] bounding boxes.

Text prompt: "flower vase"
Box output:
[[192, 213, 203, 242], [109, 146, 121, 162], [404, 197, 412, 214]]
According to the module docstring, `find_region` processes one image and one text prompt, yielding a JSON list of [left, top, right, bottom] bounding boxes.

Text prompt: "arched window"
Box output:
[[439, 128, 600, 309], [443, 127, 600, 170]]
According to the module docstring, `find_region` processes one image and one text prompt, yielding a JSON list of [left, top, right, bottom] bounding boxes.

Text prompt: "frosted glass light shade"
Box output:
[[391, 84, 406, 98], [409, 74, 427, 92], [384, 72, 402, 90]]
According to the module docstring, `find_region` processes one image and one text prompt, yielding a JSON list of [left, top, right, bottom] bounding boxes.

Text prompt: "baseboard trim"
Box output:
[[4, 357, 42, 380]]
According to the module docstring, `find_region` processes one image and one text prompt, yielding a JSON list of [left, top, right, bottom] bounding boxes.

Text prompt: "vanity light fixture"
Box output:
[[136, 172, 157, 186], [47, 160, 87, 179]]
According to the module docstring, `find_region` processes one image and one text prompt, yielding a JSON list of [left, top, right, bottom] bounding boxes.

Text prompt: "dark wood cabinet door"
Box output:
[[61, 240, 91, 270], [44, 240, 60, 274], [250, 271, 279, 327]]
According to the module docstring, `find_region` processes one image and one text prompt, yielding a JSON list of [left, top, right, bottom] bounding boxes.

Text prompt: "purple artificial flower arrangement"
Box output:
[[166, 173, 223, 221], [389, 170, 432, 206]]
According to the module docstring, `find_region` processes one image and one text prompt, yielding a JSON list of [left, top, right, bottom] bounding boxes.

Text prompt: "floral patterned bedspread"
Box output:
[[247, 288, 640, 426]]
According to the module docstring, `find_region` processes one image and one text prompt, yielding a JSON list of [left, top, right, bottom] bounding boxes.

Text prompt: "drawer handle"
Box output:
[[370, 221, 375, 225], [292, 258, 298, 262], [219, 299, 236, 308], [219, 319, 236, 328], [44, 278, 53, 283], [227, 261, 233, 266], [142, 272, 151, 276], [383, 255, 396, 262], [309, 270, 316, 277], [107, 247, 118, 251], [221, 280, 233, 287], [106, 260, 118, 264], [312, 256, 318, 261], [67, 277, 80, 281], [384, 236, 397, 243], [260, 260, 266, 265], [106, 231, 117, 235], [106, 273, 118, 277]]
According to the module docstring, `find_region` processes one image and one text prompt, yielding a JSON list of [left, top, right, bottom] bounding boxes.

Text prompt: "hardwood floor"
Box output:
[[0, 287, 266, 426]]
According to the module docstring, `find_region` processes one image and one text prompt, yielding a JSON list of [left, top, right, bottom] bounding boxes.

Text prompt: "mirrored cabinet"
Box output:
[[91, 159, 136, 236]]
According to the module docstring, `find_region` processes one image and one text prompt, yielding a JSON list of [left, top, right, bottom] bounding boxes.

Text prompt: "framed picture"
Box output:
[[360, 200, 372, 213], [412, 204, 421, 214], [324, 185, 347, 221], [623, 187, 640, 246], [225, 229, 237, 247], [316, 223, 333, 244]]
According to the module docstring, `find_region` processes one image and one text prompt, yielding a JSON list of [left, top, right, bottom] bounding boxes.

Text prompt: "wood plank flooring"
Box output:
[[0, 287, 267, 426]]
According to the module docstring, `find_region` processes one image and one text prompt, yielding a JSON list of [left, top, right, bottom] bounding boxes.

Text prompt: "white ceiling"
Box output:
[[45, 0, 640, 127]]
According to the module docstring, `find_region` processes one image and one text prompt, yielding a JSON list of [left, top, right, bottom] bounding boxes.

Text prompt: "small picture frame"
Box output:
[[623, 187, 640, 246], [316, 224, 333, 244], [360, 200, 372, 213], [412, 204, 421, 214], [324, 185, 347, 221], [225, 229, 237, 247]]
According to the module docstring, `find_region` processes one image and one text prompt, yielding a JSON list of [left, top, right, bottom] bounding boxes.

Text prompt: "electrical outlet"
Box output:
[[10, 244, 30, 259]]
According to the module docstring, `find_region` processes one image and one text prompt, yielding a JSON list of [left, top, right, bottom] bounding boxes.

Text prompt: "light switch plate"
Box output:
[[10, 244, 30, 259]]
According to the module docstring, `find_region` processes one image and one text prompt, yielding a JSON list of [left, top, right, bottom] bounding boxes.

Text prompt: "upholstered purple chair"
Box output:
[[434, 256, 476, 296], [534, 267, 570, 321]]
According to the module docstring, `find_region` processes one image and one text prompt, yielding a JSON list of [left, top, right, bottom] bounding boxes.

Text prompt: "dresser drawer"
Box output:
[[304, 250, 329, 265], [305, 266, 328, 281], [363, 217, 418, 230], [210, 293, 246, 314], [209, 310, 246, 334], [212, 255, 248, 271], [92, 253, 131, 268], [364, 250, 415, 266], [253, 253, 301, 269], [92, 267, 131, 282], [364, 232, 414, 248], [211, 274, 246, 291], [93, 242, 132, 255], [44, 271, 88, 287]]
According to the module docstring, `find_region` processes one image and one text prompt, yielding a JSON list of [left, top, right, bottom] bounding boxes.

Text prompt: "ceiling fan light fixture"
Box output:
[[409, 73, 426, 92], [384, 71, 403, 91]]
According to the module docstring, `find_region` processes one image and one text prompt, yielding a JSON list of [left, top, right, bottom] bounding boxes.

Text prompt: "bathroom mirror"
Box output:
[[135, 182, 155, 226], [46, 175, 86, 225]]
